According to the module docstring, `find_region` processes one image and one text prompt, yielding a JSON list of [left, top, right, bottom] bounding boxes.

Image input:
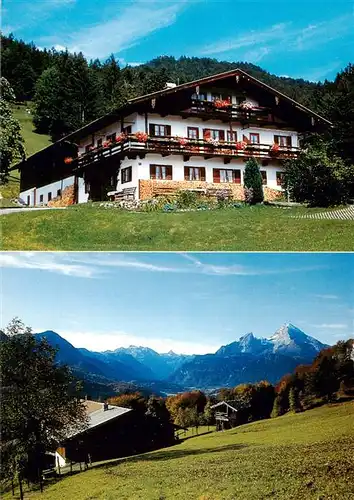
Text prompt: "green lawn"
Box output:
[[0, 104, 51, 204], [1, 204, 353, 251], [9, 402, 354, 500]]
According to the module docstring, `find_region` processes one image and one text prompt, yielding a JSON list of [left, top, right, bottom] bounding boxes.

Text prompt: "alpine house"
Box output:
[[15, 68, 331, 206]]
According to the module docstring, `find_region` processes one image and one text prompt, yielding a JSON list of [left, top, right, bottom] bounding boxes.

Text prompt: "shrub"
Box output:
[[176, 190, 199, 208], [282, 144, 354, 207], [243, 158, 264, 204]]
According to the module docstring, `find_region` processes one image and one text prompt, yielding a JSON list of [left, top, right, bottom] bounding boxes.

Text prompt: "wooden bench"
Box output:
[[114, 187, 137, 201], [206, 188, 233, 199]]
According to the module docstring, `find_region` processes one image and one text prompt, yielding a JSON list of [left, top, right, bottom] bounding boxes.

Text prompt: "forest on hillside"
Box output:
[[1, 33, 353, 165]]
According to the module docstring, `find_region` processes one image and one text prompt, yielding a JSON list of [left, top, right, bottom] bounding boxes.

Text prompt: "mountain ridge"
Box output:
[[34, 324, 328, 391]]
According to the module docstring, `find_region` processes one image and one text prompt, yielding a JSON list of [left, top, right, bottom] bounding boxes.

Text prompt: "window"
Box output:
[[213, 169, 241, 184], [39, 194, 44, 203], [85, 144, 92, 153], [48, 192, 52, 201], [106, 133, 116, 142], [27, 195, 30, 205], [250, 133, 260, 144], [276, 171, 284, 186], [149, 124, 171, 137], [274, 135, 292, 147], [260, 170, 267, 185], [227, 130, 237, 142], [121, 167, 132, 184], [97, 138, 102, 148], [203, 129, 225, 141], [57, 189, 61, 197], [191, 92, 206, 101], [187, 127, 199, 140], [184, 166, 205, 181], [123, 125, 132, 135], [150, 165, 172, 180]]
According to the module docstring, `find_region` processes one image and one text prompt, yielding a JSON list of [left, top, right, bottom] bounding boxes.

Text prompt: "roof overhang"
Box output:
[[12, 67, 332, 170]]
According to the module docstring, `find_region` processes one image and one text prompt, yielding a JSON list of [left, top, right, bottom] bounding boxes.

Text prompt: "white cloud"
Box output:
[[198, 14, 352, 64], [243, 46, 270, 63], [38, 0, 190, 59], [48, 328, 218, 355], [0, 253, 94, 278], [311, 324, 348, 329], [312, 294, 339, 300], [1, 252, 329, 279], [200, 23, 289, 56]]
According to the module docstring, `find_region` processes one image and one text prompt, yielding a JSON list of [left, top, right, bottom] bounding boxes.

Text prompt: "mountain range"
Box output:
[[32, 324, 328, 392]]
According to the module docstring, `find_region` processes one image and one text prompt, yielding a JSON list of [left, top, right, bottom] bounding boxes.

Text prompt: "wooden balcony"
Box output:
[[182, 99, 282, 126], [77, 135, 299, 170], [215, 412, 230, 421]]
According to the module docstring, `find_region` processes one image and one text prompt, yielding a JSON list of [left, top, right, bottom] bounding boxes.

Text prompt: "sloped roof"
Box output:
[[68, 402, 132, 439], [210, 400, 239, 412], [12, 67, 331, 170]]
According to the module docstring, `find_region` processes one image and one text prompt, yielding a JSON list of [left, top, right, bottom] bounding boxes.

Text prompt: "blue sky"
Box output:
[[2, 0, 353, 82], [1, 252, 353, 354]]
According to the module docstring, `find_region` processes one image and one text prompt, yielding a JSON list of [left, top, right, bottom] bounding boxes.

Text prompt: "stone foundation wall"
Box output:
[[139, 180, 283, 202]]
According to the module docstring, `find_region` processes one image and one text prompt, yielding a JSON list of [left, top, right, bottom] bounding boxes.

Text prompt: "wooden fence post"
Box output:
[[70, 461, 73, 475], [57, 457, 61, 476]]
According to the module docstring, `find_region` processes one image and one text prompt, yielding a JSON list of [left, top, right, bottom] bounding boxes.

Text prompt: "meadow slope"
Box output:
[[16, 402, 354, 500], [2, 204, 354, 251]]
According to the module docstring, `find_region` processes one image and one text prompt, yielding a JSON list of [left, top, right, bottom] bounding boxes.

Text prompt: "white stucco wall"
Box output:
[[77, 176, 89, 204], [55, 451, 67, 468], [20, 176, 75, 206], [136, 153, 284, 190]]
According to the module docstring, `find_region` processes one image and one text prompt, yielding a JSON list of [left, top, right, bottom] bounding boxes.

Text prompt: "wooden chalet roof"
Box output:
[[67, 402, 132, 440], [12, 67, 331, 170], [210, 400, 239, 412]]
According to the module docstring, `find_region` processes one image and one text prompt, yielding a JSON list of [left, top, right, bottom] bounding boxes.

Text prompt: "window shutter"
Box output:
[[184, 166, 190, 180], [213, 169, 220, 183], [167, 166, 172, 180], [166, 125, 171, 136], [203, 129, 211, 140], [200, 167, 206, 181], [234, 170, 241, 184], [150, 165, 156, 179], [274, 135, 279, 144], [286, 136, 292, 147], [149, 124, 155, 136], [219, 130, 225, 141]]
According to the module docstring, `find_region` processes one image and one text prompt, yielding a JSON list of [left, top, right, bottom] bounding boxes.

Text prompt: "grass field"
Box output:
[[9, 402, 354, 500], [0, 104, 51, 205], [1, 204, 353, 251]]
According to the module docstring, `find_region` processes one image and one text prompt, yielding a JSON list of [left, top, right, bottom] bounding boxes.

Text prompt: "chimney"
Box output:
[[103, 402, 108, 411], [165, 82, 177, 89]]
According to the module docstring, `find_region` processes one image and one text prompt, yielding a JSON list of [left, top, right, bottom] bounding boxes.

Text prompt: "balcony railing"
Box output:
[[77, 135, 299, 169], [188, 99, 276, 124], [215, 412, 230, 421]]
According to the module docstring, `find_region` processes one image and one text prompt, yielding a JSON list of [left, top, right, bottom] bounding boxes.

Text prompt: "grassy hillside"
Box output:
[[0, 104, 51, 205], [14, 402, 354, 500], [1, 204, 354, 251]]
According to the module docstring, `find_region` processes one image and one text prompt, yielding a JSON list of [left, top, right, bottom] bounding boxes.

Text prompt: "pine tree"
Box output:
[[289, 387, 300, 412], [271, 396, 281, 418], [243, 157, 264, 204]]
